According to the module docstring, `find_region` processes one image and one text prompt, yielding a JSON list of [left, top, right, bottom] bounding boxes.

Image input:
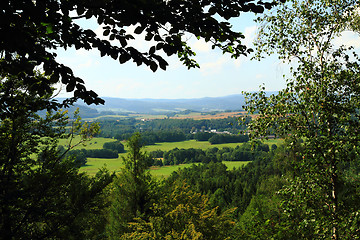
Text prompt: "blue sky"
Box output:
[[55, 12, 359, 100]]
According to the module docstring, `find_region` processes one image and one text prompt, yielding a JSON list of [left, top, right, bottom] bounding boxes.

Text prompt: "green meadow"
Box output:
[[149, 161, 250, 178], [57, 136, 116, 150], [81, 158, 250, 177], [143, 139, 283, 152], [62, 137, 282, 176]]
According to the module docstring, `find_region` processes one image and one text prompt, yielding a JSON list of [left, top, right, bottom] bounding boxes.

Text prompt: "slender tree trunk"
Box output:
[[330, 159, 338, 240]]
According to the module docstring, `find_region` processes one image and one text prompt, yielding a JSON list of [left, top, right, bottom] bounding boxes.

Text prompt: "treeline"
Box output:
[[162, 140, 360, 239], [106, 134, 323, 239], [127, 130, 249, 145], [194, 132, 249, 144], [98, 116, 251, 140], [141, 117, 249, 133], [209, 133, 249, 144], [119, 129, 187, 145], [165, 154, 279, 216], [81, 149, 118, 158], [149, 142, 273, 166], [62, 149, 118, 164], [58, 140, 125, 166], [97, 118, 138, 139]]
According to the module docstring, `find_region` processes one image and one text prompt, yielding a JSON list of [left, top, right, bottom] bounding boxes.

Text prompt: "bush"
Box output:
[[194, 132, 216, 141], [82, 149, 119, 158], [103, 141, 125, 153], [67, 149, 88, 166], [55, 146, 87, 166], [149, 150, 164, 158], [208, 134, 249, 144]]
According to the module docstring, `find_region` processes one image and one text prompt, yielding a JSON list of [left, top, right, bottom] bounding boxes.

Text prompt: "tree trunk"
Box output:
[[330, 160, 338, 240]]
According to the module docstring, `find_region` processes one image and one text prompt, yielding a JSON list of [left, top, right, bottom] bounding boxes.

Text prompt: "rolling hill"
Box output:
[[75, 94, 247, 114], [57, 92, 277, 115]]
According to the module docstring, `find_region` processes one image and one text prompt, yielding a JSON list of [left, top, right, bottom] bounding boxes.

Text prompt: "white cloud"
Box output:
[[255, 74, 264, 79], [74, 48, 88, 56], [191, 38, 212, 53], [243, 25, 257, 47], [199, 55, 229, 75], [230, 25, 257, 68], [333, 31, 360, 48], [116, 81, 142, 92], [94, 25, 107, 41], [233, 56, 248, 68], [76, 59, 96, 69]]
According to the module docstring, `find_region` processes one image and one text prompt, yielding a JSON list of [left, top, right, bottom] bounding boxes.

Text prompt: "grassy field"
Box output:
[[144, 139, 283, 152], [171, 111, 245, 120], [81, 159, 250, 177], [149, 161, 250, 178], [58, 137, 283, 153], [77, 138, 282, 176], [89, 113, 168, 121], [57, 136, 117, 150], [143, 140, 216, 152], [84, 111, 248, 121]]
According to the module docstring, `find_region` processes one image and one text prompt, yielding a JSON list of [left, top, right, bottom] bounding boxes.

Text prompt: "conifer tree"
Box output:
[[106, 133, 155, 238]]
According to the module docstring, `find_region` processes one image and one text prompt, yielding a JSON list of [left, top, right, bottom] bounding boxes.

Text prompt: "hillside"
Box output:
[[56, 92, 278, 117], [96, 94, 247, 113], [61, 94, 255, 114]]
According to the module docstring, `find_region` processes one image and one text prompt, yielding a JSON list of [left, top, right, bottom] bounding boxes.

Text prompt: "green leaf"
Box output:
[[66, 82, 75, 92], [76, 6, 85, 15], [46, 24, 53, 34], [134, 26, 145, 34], [149, 46, 156, 55], [119, 38, 127, 47], [154, 35, 162, 41], [119, 53, 131, 64], [158, 58, 168, 70], [150, 62, 158, 72], [145, 33, 153, 41], [103, 29, 110, 36]]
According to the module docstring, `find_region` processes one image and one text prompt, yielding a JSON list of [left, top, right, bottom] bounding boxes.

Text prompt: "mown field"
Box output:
[[170, 111, 245, 120], [59, 137, 283, 176], [85, 111, 257, 121]]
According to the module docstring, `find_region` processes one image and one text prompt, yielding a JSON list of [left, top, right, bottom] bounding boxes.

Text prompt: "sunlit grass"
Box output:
[[143, 140, 244, 152], [57, 136, 117, 150], [149, 161, 250, 178], [76, 137, 283, 176]]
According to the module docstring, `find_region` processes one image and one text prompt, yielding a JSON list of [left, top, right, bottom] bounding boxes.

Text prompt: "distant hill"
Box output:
[[99, 95, 246, 113], [57, 92, 277, 115], [77, 94, 246, 114]]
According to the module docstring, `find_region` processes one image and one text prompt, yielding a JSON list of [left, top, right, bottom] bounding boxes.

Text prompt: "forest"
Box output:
[[149, 141, 271, 166], [97, 116, 249, 141], [1, 0, 360, 239]]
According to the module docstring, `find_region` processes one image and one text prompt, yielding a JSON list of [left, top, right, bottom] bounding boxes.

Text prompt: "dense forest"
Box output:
[[98, 116, 249, 139], [1, 0, 360, 239], [149, 141, 271, 166]]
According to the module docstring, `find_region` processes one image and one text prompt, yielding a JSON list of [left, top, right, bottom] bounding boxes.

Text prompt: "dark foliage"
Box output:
[[151, 142, 270, 166], [0, 0, 280, 106], [209, 133, 249, 144], [166, 151, 278, 216], [98, 117, 249, 140], [82, 149, 119, 159], [194, 132, 216, 141], [103, 141, 125, 153]]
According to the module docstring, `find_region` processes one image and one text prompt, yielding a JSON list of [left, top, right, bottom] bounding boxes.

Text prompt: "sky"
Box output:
[[55, 12, 360, 100]]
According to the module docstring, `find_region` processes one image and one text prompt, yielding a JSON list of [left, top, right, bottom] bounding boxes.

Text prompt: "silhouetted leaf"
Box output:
[[150, 62, 158, 72]]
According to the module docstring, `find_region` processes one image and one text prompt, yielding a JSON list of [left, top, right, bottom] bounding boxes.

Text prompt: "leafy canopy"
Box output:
[[0, 75, 113, 239], [1, 0, 282, 106], [243, 0, 360, 238]]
